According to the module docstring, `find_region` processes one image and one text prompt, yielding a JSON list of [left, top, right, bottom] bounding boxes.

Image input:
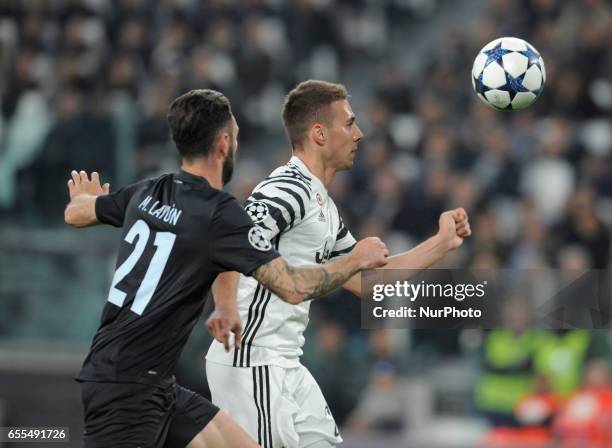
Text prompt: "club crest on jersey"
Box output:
[[315, 192, 324, 207], [248, 227, 272, 251], [246, 201, 269, 223]]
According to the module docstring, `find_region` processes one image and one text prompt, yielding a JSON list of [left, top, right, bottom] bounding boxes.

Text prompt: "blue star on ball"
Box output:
[[474, 73, 487, 95], [483, 42, 512, 68], [499, 71, 529, 100], [519, 45, 541, 66]]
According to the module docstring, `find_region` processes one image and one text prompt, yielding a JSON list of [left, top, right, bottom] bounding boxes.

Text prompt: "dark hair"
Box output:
[[282, 80, 348, 149], [167, 89, 233, 159]]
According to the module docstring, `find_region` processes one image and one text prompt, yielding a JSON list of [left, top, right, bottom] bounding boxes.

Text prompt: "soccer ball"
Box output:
[[472, 37, 546, 111]]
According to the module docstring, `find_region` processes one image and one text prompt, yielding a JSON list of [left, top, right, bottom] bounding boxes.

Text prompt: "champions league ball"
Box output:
[[472, 37, 546, 111]]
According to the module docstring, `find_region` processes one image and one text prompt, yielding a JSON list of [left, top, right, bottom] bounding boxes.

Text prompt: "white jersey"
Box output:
[[206, 156, 356, 368]]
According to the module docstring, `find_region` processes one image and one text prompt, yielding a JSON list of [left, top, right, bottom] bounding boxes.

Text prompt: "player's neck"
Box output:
[[293, 151, 336, 188], [180, 159, 223, 190]]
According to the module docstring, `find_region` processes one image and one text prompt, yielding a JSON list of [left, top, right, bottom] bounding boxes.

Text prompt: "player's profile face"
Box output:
[[326, 99, 363, 171]]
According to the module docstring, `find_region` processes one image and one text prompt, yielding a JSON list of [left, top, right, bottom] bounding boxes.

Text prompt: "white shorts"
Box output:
[[206, 361, 342, 448]]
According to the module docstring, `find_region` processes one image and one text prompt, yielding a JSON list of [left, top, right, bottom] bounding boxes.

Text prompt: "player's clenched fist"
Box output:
[[437, 208, 472, 250], [350, 237, 389, 269]]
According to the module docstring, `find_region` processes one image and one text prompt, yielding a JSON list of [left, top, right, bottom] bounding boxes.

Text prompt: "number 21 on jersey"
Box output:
[[107, 219, 175, 315]]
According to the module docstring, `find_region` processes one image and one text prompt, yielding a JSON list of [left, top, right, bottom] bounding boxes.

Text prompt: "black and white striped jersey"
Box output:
[[207, 156, 357, 368]]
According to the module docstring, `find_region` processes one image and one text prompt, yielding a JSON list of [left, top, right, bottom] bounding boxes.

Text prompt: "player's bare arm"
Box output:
[[64, 170, 110, 228], [253, 237, 388, 304], [342, 208, 472, 296], [207, 272, 243, 352]]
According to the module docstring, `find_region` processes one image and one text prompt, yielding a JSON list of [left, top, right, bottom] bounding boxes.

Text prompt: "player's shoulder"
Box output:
[[207, 191, 249, 228], [209, 189, 240, 211], [133, 173, 177, 194], [168, 172, 229, 201], [254, 161, 313, 198], [130, 175, 160, 190]]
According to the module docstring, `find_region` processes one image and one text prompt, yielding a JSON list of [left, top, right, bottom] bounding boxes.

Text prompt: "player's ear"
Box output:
[[214, 129, 230, 160], [311, 123, 326, 146]]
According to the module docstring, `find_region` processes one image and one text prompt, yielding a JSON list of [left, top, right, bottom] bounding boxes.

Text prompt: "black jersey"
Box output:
[[77, 170, 280, 384]]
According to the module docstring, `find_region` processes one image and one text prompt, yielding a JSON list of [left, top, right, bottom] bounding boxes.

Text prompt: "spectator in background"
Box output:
[[302, 320, 365, 424], [475, 300, 545, 427], [532, 330, 597, 399], [552, 359, 612, 444], [347, 360, 408, 434], [520, 117, 576, 226], [347, 329, 409, 434], [554, 185, 611, 268], [514, 374, 559, 428], [20, 84, 116, 222], [392, 168, 448, 241]]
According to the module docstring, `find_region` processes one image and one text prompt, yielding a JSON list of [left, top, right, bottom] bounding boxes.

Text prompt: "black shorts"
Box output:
[[80, 379, 219, 448]]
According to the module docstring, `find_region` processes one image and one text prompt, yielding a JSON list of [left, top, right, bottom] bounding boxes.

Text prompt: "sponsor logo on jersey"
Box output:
[[318, 210, 326, 222], [248, 227, 272, 251], [315, 241, 331, 264]]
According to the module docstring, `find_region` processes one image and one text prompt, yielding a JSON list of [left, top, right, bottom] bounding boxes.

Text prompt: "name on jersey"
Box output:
[[138, 196, 182, 226]]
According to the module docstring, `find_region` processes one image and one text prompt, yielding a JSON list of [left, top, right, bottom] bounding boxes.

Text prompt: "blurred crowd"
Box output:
[[1, 0, 611, 266], [1, 0, 612, 443]]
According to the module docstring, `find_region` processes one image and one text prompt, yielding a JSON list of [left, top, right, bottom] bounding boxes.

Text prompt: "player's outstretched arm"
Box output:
[[64, 170, 110, 228], [342, 208, 472, 296], [253, 237, 389, 304]]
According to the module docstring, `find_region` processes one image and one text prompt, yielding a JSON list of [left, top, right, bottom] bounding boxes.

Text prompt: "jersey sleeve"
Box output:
[[95, 179, 151, 227], [210, 195, 281, 276], [244, 176, 311, 240], [330, 216, 357, 260]]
